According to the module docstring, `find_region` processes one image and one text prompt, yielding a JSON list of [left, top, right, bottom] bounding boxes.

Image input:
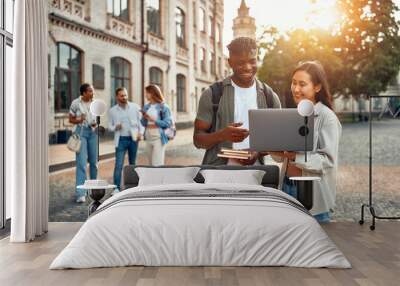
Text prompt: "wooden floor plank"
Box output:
[[0, 222, 399, 286]]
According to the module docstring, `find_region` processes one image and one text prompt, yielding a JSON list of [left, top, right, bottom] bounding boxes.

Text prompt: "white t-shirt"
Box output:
[[146, 104, 159, 125], [232, 80, 257, 150]]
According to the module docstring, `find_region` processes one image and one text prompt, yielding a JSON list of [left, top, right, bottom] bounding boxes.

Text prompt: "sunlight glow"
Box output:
[[224, 0, 343, 51]]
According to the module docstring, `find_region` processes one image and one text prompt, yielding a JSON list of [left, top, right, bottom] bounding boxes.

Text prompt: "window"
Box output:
[[54, 43, 82, 112], [1, 0, 15, 229], [107, 0, 129, 22], [5, 0, 14, 33], [209, 51, 215, 75], [208, 16, 213, 37], [193, 44, 197, 70], [199, 7, 206, 32], [147, 0, 161, 36], [149, 67, 163, 91], [175, 7, 185, 47], [200, 48, 206, 72], [176, 74, 186, 112], [218, 56, 222, 75], [192, 1, 196, 27], [216, 24, 221, 44], [111, 57, 131, 106]]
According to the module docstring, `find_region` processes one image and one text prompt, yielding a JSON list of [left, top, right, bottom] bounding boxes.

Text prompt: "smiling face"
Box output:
[[82, 85, 94, 102], [116, 89, 128, 105], [228, 50, 258, 87], [291, 70, 321, 105]]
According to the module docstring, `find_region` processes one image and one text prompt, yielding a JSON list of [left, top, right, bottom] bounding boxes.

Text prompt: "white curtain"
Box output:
[[9, 0, 49, 242]]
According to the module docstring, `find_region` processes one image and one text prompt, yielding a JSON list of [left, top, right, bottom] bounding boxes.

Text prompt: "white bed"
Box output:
[[50, 183, 351, 269]]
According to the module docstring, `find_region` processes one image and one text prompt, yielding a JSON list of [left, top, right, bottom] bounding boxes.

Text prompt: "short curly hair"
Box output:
[[227, 37, 257, 55]]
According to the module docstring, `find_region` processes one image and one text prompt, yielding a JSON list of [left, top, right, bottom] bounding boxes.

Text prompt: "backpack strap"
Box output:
[[261, 82, 274, 108], [159, 103, 164, 120], [208, 81, 224, 133]]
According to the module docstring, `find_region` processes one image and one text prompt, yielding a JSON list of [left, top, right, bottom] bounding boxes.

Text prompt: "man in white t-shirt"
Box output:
[[194, 37, 281, 165]]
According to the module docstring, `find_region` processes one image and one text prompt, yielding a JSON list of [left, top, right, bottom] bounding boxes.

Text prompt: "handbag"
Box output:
[[164, 120, 176, 140], [67, 126, 83, 153], [160, 104, 176, 140]]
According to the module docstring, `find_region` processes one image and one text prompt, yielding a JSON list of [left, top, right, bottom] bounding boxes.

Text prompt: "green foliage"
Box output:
[[258, 0, 400, 106]]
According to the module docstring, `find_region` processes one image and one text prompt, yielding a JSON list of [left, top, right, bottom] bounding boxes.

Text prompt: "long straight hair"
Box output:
[[145, 84, 165, 104], [292, 61, 333, 110]]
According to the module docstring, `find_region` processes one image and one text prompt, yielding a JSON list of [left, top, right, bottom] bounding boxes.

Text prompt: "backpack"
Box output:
[[207, 81, 275, 133], [160, 104, 176, 140]]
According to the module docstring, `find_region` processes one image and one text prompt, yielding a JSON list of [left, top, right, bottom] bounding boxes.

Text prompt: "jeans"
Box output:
[[75, 126, 98, 199], [113, 136, 138, 189], [282, 177, 330, 223]]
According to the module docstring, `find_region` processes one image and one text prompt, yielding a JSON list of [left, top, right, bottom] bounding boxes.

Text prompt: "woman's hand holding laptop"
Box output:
[[268, 151, 296, 161]]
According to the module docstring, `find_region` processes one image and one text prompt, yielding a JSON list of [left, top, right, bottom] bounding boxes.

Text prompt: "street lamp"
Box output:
[[297, 99, 314, 162], [90, 99, 107, 168]]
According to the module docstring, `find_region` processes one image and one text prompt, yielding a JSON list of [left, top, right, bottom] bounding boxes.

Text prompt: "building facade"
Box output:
[[48, 0, 227, 140]]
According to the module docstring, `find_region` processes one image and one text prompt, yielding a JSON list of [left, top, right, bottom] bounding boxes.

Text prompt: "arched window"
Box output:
[[147, 0, 161, 36], [54, 42, 82, 112], [200, 48, 206, 72], [208, 16, 213, 37], [209, 51, 215, 75], [176, 74, 186, 112], [199, 7, 206, 32], [216, 23, 221, 43], [111, 57, 131, 106], [149, 67, 163, 91], [175, 7, 185, 47]]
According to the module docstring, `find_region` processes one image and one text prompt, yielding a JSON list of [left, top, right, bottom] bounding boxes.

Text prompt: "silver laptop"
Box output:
[[249, 109, 314, 151]]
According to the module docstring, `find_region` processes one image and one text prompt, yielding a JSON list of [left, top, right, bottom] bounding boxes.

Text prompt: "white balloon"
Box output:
[[297, 99, 314, 117], [90, 99, 107, 116]]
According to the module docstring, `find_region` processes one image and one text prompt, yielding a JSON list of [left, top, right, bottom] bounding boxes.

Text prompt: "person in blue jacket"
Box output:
[[140, 84, 173, 166]]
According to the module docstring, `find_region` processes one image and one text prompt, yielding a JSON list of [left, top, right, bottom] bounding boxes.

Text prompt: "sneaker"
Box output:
[[110, 188, 120, 196], [76, 196, 86, 203]]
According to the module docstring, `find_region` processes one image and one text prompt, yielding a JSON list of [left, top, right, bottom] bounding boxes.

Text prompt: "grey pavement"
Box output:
[[49, 120, 400, 223]]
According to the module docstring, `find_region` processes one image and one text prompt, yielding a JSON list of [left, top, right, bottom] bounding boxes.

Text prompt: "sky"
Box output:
[[223, 0, 400, 54]]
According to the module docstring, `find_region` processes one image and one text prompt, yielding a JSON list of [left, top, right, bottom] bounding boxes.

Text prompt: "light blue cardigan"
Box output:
[[140, 103, 172, 145]]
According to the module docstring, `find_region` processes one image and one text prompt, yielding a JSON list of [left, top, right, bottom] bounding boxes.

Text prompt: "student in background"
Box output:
[[108, 87, 144, 192], [69, 83, 97, 203], [270, 61, 342, 223], [140, 85, 172, 166]]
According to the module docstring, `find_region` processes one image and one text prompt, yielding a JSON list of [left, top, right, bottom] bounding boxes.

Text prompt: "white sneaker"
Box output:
[[76, 196, 86, 203], [110, 188, 120, 196]]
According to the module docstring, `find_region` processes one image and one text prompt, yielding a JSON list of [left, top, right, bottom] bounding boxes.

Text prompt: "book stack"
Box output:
[[217, 148, 251, 160]]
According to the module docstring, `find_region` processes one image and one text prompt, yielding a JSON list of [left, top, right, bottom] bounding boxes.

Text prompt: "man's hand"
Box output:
[[137, 134, 142, 141], [115, 123, 122, 131], [220, 122, 249, 143]]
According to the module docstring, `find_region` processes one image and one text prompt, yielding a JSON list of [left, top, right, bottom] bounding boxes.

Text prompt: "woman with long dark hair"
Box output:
[[271, 61, 342, 223], [141, 84, 172, 165]]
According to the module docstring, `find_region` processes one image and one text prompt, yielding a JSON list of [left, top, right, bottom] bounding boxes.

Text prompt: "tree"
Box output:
[[258, 0, 400, 106]]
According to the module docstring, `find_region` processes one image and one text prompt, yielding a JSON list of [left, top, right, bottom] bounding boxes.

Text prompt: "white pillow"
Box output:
[[135, 167, 201, 186], [200, 169, 266, 185]]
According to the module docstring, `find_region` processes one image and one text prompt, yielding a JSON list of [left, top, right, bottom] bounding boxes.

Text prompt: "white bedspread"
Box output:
[[50, 183, 351, 269]]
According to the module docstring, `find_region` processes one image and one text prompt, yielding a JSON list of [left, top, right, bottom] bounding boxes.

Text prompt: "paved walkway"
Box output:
[[49, 128, 196, 169]]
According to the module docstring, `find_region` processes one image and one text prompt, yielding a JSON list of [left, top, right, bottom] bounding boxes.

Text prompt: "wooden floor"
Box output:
[[0, 222, 399, 286]]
